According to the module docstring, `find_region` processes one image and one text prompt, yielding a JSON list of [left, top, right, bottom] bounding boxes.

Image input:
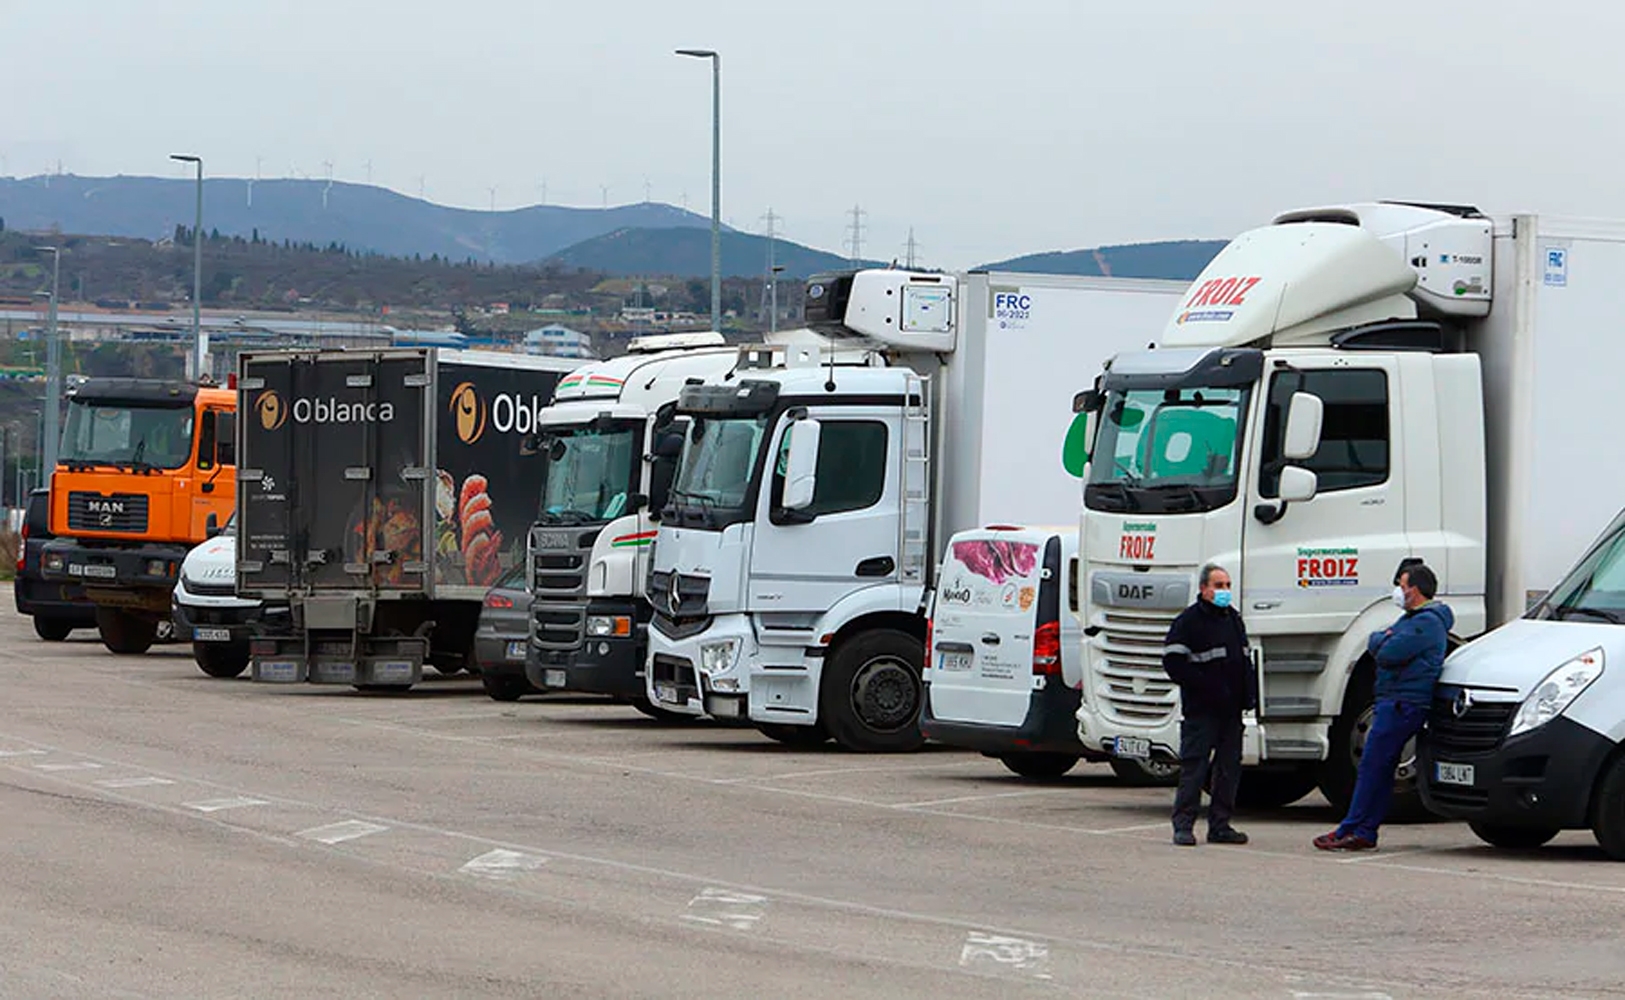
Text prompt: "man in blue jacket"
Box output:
[[1315, 562, 1453, 852]]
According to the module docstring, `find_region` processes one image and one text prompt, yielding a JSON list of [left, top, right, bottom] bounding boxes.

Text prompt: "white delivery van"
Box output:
[[1421, 508, 1625, 856], [923, 525, 1177, 782]]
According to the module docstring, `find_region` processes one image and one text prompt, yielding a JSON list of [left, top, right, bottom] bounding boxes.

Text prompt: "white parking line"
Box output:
[[680, 887, 768, 931], [0, 748, 47, 757], [184, 797, 269, 813], [95, 776, 177, 789], [297, 820, 389, 845], [458, 848, 549, 880], [893, 788, 1078, 809], [33, 761, 103, 771]]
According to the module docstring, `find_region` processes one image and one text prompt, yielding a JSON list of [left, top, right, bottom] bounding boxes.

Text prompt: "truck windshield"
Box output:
[[1532, 514, 1625, 625], [60, 402, 195, 471], [535, 423, 640, 524], [669, 414, 771, 520], [1085, 386, 1249, 514]]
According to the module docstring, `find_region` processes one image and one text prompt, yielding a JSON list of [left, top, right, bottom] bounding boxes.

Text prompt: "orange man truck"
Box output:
[[41, 377, 237, 654]]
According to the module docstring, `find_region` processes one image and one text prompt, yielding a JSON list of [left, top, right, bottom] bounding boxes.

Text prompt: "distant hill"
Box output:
[[545, 227, 882, 280], [0, 174, 722, 265], [980, 240, 1226, 281]]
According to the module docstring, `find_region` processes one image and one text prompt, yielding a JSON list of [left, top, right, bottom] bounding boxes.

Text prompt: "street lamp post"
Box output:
[[36, 247, 62, 477], [770, 265, 785, 335], [170, 154, 205, 380], [676, 49, 721, 333]]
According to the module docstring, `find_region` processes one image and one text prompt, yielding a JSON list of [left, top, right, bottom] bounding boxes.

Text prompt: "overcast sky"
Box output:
[[4, 1, 1620, 267]]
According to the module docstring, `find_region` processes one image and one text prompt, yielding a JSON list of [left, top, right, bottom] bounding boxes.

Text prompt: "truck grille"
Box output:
[[527, 530, 599, 650], [531, 552, 586, 599], [532, 603, 586, 651], [67, 492, 149, 533], [647, 570, 709, 618], [1426, 694, 1516, 756], [1093, 609, 1180, 725]]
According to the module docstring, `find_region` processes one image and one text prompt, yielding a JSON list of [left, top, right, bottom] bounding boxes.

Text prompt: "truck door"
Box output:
[[1240, 358, 1406, 721], [748, 407, 899, 614]]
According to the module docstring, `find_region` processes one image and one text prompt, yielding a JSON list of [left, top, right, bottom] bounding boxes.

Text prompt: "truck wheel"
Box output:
[[482, 671, 530, 702], [32, 617, 74, 642], [631, 696, 696, 723], [1470, 821, 1560, 851], [1000, 752, 1080, 780], [194, 642, 250, 679], [1109, 757, 1180, 786], [819, 629, 924, 753], [95, 608, 157, 655], [1236, 767, 1321, 809], [756, 722, 830, 748], [1319, 669, 1428, 821], [1590, 755, 1625, 860]]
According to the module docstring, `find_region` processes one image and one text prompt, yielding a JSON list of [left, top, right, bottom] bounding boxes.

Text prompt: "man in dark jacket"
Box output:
[[1315, 562, 1454, 852], [1163, 563, 1257, 847]]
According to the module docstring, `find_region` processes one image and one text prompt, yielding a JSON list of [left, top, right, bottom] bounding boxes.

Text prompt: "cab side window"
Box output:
[[1258, 370, 1389, 497], [773, 420, 888, 516]]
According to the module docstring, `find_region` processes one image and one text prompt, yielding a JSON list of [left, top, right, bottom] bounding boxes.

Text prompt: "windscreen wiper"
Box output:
[[1555, 605, 1624, 624]]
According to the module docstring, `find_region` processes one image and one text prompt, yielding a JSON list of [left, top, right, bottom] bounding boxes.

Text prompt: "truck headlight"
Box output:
[[147, 559, 169, 578], [586, 615, 632, 637], [44, 554, 64, 573], [1508, 647, 1604, 738], [698, 639, 739, 675]]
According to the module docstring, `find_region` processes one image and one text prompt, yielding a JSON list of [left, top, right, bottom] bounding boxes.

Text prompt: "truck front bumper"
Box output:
[[647, 613, 757, 719], [526, 600, 648, 699], [40, 540, 185, 610], [1075, 700, 1182, 765]]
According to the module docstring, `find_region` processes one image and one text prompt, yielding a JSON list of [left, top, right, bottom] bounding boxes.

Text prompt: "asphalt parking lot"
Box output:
[[2, 607, 1623, 999]]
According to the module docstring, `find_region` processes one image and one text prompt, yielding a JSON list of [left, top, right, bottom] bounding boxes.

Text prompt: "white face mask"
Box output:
[[1392, 586, 1408, 610]]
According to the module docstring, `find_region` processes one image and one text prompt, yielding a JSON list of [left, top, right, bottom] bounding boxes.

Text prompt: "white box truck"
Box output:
[[645, 271, 1187, 751], [1073, 202, 1625, 814]]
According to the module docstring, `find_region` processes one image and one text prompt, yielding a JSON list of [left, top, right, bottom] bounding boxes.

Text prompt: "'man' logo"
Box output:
[[257, 390, 287, 431], [450, 382, 486, 444]]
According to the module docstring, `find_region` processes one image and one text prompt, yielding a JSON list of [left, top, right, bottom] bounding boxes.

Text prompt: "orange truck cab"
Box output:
[[41, 377, 237, 654]]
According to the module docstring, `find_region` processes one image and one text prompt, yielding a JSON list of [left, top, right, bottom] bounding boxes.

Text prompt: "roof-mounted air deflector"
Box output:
[[803, 270, 957, 353], [1331, 320, 1447, 353], [677, 379, 780, 418], [1102, 347, 1264, 392]]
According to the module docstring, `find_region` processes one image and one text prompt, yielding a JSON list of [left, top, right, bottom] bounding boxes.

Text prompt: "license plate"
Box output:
[[1110, 736, 1151, 760], [193, 627, 233, 643], [506, 640, 526, 661], [653, 681, 677, 704], [543, 668, 566, 688], [704, 695, 745, 718], [938, 651, 973, 672], [70, 564, 117, 580], [1435, 761, 1475, 786]]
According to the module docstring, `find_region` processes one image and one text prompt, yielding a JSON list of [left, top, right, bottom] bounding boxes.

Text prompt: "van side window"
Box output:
[[1258, 369, 1389, 496], [773, 420, 888, 517]]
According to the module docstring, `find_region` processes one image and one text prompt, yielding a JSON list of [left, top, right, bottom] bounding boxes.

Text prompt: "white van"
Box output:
[[1421, 508, 1625, 856], [172, 515, 287, 679], [923, 525, 1175, 783]]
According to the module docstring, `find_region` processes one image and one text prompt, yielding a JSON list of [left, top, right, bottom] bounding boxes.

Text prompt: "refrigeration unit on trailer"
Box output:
[[237, 347, 580, 689], [1073, 202, 1625, 814], [645, 270, 1187, 751]]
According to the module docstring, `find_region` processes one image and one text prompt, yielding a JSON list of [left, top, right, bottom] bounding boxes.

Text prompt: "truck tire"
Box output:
[[33, 616, 74, 642], [1237, 766, 1321, 809], [1590, 755, 1625, 860], [95, 608, 157, 656], [818, 629, 925, 753], [631, 696, 696, 723], [482, 671, 530, 702], [756, 722, 830, 748], [1319, 668, 1427, 821], [1000, 752, 1080, 780], [194, 642, 250, 679], [1109, 757, 1180, 786], [1470, 821, 1560, 851]]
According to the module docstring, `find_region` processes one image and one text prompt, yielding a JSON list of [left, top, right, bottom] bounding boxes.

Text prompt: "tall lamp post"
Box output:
[[170, 154, 205, 380], [35, 247, 61, 477], [675, 49, 721, 333]]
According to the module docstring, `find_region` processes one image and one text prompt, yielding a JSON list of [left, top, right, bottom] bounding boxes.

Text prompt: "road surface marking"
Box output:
[[297, 820, 389, 844], [458, 848, 549, 880], [184, 796, 269, 813], [95, 776, 176, 789], [33, 761, 103, 771], [680, 887, 767, 931], [894, 788, 1077, 809], [959, 931, 1052, 980], [0, 749, 47, 757]]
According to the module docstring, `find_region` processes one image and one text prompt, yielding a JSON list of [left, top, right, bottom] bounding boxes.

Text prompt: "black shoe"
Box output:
[[1173, 830, 1197, 847], [1208, 827, 1249, 845]]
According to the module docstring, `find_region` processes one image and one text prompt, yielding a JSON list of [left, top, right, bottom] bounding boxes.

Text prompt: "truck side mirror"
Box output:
[[1072, 389, 1103, 414], [1278, 465, 1319, 503], [653, 429, 684, 460], [205, 511, 221, 539], [780, 418, 821, 512], [1282, 391, 1324, 461]]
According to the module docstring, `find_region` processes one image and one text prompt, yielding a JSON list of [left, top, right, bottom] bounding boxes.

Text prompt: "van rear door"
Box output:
[[928, 528, 1049, 728]]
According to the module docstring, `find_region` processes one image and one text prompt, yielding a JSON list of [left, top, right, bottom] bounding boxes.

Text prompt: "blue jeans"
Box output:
[[1337, 699, 1428, 842]]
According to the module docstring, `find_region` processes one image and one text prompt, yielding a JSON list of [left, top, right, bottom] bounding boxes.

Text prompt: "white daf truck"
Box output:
[[1073, 201, 1625, 814], [645, 270, 1187, 751]]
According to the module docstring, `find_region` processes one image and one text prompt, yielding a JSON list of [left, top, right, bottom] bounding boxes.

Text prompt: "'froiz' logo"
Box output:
[[257, 390, 288, 431], [450, 382, 486, 444]]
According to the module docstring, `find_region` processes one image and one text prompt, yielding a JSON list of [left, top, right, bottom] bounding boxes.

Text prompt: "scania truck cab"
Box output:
[[646, 269, 1188, 751], [1075, 201, 1625, 814], [42, 376, 237, 654]]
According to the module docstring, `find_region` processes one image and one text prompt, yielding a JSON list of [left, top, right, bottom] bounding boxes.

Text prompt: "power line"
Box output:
[[903, 227, 921, 269], [843, 204, 867, 265]]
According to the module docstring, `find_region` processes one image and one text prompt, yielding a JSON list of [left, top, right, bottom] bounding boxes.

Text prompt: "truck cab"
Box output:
[[42, 376, 236, 654]]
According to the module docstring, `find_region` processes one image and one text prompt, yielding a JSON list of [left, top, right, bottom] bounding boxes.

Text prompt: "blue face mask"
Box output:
[[1211, 589, 1233, 609]]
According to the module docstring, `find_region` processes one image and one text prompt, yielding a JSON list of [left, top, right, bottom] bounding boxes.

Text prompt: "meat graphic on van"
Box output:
[[950, 539, 1038, 585]]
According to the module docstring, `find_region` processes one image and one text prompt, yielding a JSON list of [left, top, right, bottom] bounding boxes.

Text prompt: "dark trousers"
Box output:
[[1172, 712, 1243, 834], [1337, 698, 1428, 842]]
